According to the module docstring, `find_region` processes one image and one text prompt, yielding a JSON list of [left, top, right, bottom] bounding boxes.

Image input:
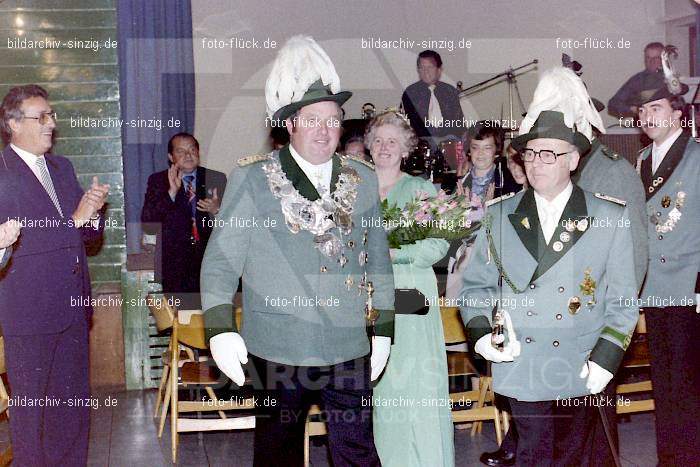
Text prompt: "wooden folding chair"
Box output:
[[441, 306, 503, 445], [616, 312, 654, 414]]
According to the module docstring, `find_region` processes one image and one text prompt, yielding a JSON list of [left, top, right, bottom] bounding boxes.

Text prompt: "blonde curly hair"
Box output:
[[364, 110, 417, 155]]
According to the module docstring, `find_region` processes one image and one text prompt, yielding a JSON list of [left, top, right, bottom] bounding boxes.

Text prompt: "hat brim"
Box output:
[[273, 91, 352, 123], [511, 128, 591, 155]]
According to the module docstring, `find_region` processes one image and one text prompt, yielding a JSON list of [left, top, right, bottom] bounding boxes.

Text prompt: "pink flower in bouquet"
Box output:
[[436, 190, 449, 201], [437, 204, 449, 215], [415, 209, 433, 223]]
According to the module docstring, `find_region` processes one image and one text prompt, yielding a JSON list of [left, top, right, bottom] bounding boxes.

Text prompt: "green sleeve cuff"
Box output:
[[590, 337, 625, 374], [374, 309, 395, 343], [601, 326, 633, 350], [204, 304, 236, 346], [466, 315, 491, 359]]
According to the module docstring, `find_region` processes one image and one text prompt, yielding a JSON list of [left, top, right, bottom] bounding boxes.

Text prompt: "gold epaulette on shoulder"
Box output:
[[341, 153, 375, 170], [595, 193, 627, 206], [237, 154, 271, 167], [485, 192, 515, 207]]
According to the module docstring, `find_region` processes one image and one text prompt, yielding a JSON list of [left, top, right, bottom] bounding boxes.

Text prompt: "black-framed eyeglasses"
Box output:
[[521, 148, 572, 164], [22, 111, 57, 125]]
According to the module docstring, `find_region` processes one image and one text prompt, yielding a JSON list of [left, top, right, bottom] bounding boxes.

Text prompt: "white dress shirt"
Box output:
[[11, 143, 47, 183], [289, 144, 333, 194], [534, 182, 574, 244], [651, 128, 682, 174]]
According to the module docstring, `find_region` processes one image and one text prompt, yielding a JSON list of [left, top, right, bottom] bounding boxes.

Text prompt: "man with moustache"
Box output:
[[200, 36, 394, 466], [459, 110, 638, 466], [635, 69, 700, 465], [141, 132, 226, 308], [0, 84, 109, 466]]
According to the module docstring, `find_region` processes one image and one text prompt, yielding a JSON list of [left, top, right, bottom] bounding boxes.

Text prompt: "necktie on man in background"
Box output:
[[428, 84, 444, 127], [35, 157, 63, 217], [183, 175, 199, 242]]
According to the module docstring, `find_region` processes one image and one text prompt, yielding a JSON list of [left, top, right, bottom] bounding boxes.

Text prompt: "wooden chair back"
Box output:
[[441, 306, 467, 344], [147, 294, 175, 333]]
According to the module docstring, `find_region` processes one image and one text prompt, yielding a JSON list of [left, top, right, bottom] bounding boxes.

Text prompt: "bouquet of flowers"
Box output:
[[380, 190, 484, 248]]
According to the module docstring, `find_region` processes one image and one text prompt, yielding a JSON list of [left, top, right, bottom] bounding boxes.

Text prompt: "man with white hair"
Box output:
[[480, 66, 647, 467], [460, 110, 639, 466]]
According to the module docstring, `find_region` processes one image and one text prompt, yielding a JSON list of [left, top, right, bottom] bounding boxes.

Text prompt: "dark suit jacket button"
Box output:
[[72, 266, 79, 274]]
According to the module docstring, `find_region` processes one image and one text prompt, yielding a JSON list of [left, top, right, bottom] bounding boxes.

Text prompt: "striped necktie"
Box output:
[[35, 157, 63, 217]]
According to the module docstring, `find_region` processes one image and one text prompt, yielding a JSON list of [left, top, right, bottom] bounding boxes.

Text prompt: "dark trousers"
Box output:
[[249, 354, 379, 467], [506, 388, 617, 467], [5, 317, 90, 467], [645, 306, 700, 466]]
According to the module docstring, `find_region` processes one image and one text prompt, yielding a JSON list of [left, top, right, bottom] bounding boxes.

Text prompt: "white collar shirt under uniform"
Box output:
[[289, 144, 333, 194], [651, 127, 682, 174], [534, 182, 573, 244]]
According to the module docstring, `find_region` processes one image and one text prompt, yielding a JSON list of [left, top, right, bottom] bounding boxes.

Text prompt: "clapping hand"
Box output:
[[167, 165, 182, 199], [0, 219, 21, 248], [196, 188, 220, 215], [72, 176, 110, 228]]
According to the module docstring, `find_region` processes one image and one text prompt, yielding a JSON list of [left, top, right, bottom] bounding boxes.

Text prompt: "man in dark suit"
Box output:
[[401, 50, 466, 149], [141, 132, 226, 308], [0, 84, 109, 466]]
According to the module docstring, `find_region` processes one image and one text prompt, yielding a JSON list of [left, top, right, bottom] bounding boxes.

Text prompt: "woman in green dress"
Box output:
[[367, 111, 454, 467]]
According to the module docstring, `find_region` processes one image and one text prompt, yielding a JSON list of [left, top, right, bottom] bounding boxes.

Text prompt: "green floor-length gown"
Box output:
[[373, 174, 455, 467]]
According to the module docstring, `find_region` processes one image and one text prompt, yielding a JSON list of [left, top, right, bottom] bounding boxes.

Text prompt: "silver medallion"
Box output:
[[559, 231, 571, 243], [552, 241, 563, 252]]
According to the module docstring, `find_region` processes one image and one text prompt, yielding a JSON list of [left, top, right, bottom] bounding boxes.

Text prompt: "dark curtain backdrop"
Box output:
[[117, 0, 195, 254]]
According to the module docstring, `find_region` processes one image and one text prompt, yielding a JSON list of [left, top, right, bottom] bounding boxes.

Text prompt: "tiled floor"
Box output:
[[76, 389, 660, 466]]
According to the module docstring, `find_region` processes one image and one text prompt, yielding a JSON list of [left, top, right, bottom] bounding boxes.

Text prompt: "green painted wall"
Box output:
[[0, 0, 125, 285]]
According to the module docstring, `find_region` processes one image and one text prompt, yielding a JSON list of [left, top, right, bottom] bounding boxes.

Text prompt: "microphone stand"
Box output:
[[457, 60, 538, 138]]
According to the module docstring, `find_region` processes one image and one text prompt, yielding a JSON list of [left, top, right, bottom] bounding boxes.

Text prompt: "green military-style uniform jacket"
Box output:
[[638, 133, 700, 305], [460, 185, 639, 401], [201, 145, 395, 366]]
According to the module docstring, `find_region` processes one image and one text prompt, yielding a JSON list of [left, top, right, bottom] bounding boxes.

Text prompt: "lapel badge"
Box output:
[[576, 218, 588, 232], [359, 250, 368, 266], [565, 220, 575, 232], [521, 217, 531, 230], [652, 177, 663, 187], [552, 241, 564, 252], [661, 195, 672, 208], [648, 186, 655, 193], [568, 296, 581, 315], [559, 231, 571, 243], [579, 267, 597, 306]]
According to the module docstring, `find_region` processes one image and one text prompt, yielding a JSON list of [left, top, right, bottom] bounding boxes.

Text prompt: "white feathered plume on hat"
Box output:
[[661, 45, 682, 95], [265, 35, 341, 118], [519, 67, 605, 141]]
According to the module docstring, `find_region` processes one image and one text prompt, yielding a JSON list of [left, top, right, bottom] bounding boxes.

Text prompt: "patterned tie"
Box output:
[[35, 157, 63, 217], [183, 174, 199, 242]]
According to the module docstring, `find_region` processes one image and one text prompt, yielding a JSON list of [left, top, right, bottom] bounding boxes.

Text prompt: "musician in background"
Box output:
[[401, 50, 465, 150], [608, 42, 665, 118]]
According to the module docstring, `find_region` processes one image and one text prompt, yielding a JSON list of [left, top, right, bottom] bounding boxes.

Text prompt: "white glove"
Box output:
[[474, 334, 515, 363], [579, 360, 613, 394], [0, 219, 20, 249], [370, 336, 391, 381], [210, 332, 248, 386]]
